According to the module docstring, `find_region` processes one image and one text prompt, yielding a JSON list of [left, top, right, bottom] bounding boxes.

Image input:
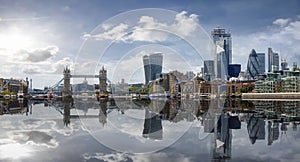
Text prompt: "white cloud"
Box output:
[[84, 11, 199, 43], [50, 57, 74, 74], [273, 18, 291, 27], [233, 18, 300, 71], [83, 23, 129, 41], [22, 65, 41, 74], [82, 152, 192, 162], [284, 20, 300, 40], [17, 45, 59, 62]]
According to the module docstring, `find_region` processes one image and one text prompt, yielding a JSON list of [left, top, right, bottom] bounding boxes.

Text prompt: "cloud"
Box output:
[[22, 65, 41, 74], [83, 23, 129, 41], [17, 45, 59, 62], [82, 152, 192, 162], [83, 11, 199, 43], [233, 18, 300, 70], [51, 57, 74, 74], [12, 131, 58, 148], [273, 18, 291, 27], [19, 57, 73, 75], [62, 6, 70, 12], [284, 20, 300, 40]]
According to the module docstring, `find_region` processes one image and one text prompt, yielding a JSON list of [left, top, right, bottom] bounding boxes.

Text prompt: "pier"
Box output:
[[242, 92, 300, 100]]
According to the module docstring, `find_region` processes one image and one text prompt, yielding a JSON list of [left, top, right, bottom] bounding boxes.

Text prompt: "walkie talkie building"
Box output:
[[143, 53, 163, 84]]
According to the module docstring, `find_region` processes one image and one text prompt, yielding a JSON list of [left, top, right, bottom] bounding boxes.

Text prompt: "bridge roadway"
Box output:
[[69, 115, 100, 118], [71, 75, 100, 78]]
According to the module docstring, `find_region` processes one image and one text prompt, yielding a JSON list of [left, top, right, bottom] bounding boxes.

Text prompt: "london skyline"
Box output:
[[0, 0, 300, 88]]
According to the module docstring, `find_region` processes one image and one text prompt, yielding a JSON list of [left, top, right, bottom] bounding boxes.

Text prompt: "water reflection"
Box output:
[[0, 99, 30, 115], [1, 98, 300, 161]]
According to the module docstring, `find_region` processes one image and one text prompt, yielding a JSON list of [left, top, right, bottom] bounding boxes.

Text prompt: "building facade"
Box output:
[[211, 27, 232, 80], [204, 60, 215, 81], [143, 53, 163, 85], [247, 49, 260, 79], [257, 53, 265, 74], [228, 64, 241, 78], [268, 48, 279, 72]]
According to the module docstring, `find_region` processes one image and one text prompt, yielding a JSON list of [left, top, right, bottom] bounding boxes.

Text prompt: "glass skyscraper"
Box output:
[[204, 60, 215, 81], [257, 53, 265, 74], [247, 49, 260, 79], [268, 48, 279, 72], [211, 27, 232, 80], [143, 53, 163, 84]]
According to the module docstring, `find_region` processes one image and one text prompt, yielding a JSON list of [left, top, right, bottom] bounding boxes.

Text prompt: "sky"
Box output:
[[0, 0, 300, 88]]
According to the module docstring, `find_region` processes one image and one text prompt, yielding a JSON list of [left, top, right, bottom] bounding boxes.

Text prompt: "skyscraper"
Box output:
[[246, 49, 260, 79], [281, 59, 288, 70], [203, 60, 215, 80], [211, 27, 232, 80], [143, 53, 163, 84], [228, 64, 241, 78], [268, 48, 279, 72], [257, 53, 265, 74]]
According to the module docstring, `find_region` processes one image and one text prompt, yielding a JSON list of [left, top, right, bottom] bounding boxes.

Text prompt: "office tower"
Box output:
[[186, 71, 195, 81], [228, 64, 241, 78], [211, 27, 232, 80], [204, 60, 215, 80], [268, 48, 279, 72], [246, 49, 260, 79], [257, 53, 265, 74], [143, 53, 163, 84], [281, 59, 288, 70]]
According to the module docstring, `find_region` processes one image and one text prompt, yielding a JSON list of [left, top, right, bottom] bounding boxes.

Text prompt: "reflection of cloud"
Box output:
[[0, 142, 33, 160], [82, 152, 192, 162], [9, 131, 58, 148], [83, 11, 199, 43]]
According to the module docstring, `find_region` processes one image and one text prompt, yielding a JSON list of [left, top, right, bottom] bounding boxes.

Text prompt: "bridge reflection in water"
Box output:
[[1, 97, 300, 160]]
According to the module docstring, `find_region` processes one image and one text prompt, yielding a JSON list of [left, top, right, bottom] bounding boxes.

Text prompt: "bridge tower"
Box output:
[[99, 66, 107, 94], [63, 66, 72, 97]]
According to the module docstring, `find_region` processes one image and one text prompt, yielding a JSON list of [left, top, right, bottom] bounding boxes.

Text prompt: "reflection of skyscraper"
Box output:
[[142, 109, 163, 140], [143, 53, 163, 84], [211, 27, 232, 80], [268, 121, 279, 145], [246, 49, 260, 79], [212, 112, 232, 159], [268, 48, 279, 72], [247, 114, 265, 144]]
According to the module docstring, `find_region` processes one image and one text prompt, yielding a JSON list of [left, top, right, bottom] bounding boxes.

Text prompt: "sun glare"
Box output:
[[0, 33, 34, 50]]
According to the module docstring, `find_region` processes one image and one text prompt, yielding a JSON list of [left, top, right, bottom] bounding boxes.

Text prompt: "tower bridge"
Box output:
[[63, 66, 108, 98]]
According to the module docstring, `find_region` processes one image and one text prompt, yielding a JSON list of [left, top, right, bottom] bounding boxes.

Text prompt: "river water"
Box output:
[[0, 98, 300, 162]]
